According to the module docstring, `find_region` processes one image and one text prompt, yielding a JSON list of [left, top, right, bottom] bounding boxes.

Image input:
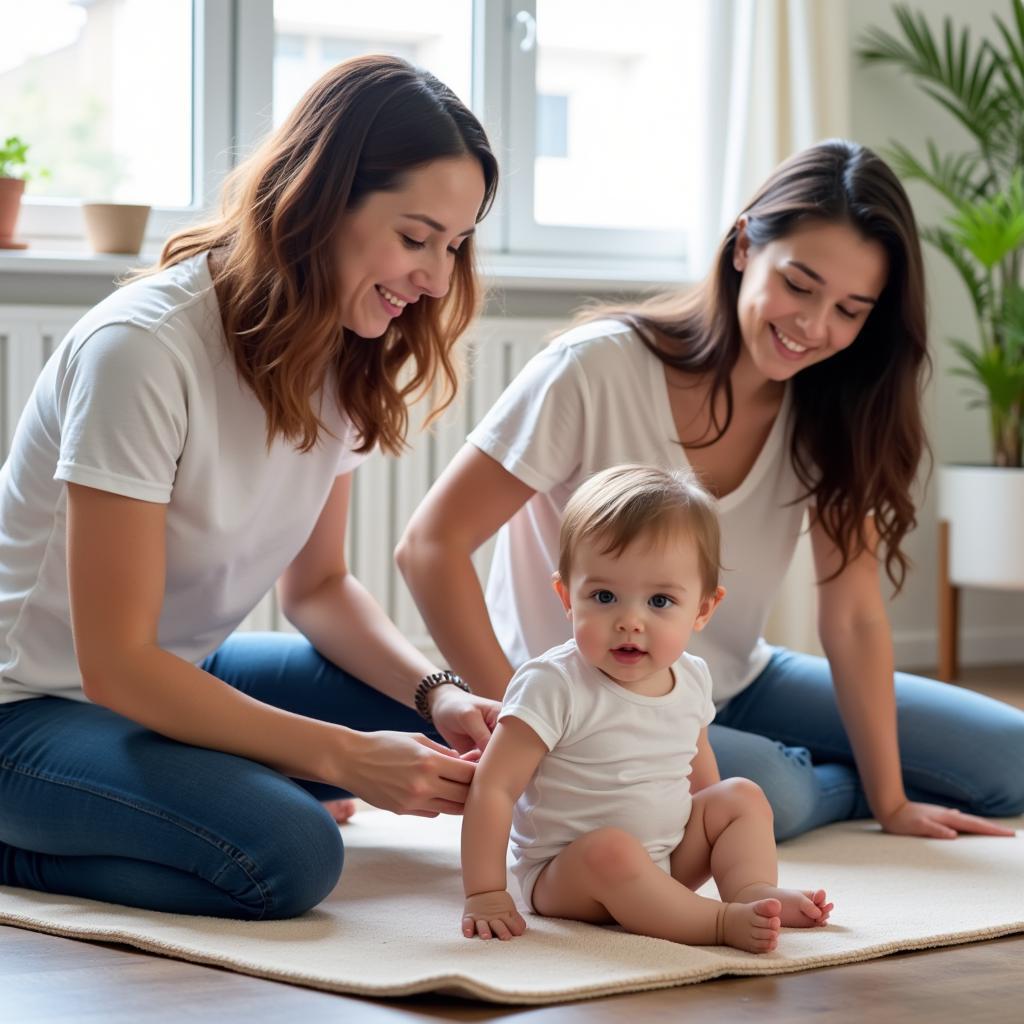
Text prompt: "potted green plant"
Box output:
[[0, 135, 35, 250], [860, 2, 1024, 674]]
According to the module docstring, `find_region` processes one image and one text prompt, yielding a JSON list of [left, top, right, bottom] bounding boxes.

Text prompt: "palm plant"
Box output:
[[860, 1, 1024, 467]]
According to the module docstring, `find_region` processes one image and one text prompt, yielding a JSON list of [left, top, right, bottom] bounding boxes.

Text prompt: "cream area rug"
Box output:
[[0, 811, 1021, 1005]]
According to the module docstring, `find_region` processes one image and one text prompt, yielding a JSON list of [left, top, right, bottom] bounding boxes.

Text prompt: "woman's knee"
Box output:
[[967, 723, 1024, 817], [264, 807, 344, 919], [769, 790, 821, 842], [221, 798, 344, 920], [900, 685, 1024, 818]]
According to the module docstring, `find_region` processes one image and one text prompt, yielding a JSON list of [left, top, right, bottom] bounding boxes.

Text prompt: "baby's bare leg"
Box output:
[[531, 827, 781, 952], [675, 778, 833, 928]]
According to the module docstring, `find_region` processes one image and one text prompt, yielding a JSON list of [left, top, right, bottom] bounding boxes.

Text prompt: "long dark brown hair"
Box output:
[[586, 140, 928, 591], [153, 55, 498, 456]]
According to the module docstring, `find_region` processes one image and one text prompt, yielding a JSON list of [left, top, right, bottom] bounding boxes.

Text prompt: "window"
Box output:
[[0, 0, 219, 244], [536, 94, 568, 159], [503, 0, 709, 258], [2, 0, 713, 271], [0, 0, 193, 207], [272, 0, 473, 123]]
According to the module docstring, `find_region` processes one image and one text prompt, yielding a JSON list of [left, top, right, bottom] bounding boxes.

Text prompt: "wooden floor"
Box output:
[[3, 665, 1021, 1024]]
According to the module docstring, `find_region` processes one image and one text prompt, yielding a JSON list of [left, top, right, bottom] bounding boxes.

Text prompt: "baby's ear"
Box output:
[[552, 572, 572, 617], [693, 585, 726, 631]]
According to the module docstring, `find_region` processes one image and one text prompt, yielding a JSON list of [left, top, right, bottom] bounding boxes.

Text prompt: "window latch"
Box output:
[[514, 9, 537, 53]]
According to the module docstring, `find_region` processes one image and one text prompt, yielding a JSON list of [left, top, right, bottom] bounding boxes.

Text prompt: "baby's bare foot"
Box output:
[[734, 883, 833, 928], [720, 898, 781, 953], [324, 798, 358, 824]]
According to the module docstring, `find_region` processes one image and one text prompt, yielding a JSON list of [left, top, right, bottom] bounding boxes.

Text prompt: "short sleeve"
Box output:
[[55, 323, 189, 503], [334, 437, 371, 478], [693, 656, 716, 727], [498, 660, 575, 750], [466, 339, 588, 493]]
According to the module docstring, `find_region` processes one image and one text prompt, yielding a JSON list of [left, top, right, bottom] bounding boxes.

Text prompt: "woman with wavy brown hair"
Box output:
[[0, 55, 500, 919], [400, 139, 1024, 843]]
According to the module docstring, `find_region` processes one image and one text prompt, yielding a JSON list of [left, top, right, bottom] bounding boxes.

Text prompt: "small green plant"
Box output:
[[0, 135, 37, 181], [859, 0, 1024, 467]]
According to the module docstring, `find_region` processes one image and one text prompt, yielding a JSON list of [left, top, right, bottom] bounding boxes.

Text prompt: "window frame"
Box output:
[[496, 0, 688, 260], [14, 0, 237, 247], [13, 0, 695, 268]]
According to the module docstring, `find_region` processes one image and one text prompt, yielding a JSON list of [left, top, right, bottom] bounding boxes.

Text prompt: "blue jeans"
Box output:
[[0, 633, 437, 920], [711, 648, 1024, 840]]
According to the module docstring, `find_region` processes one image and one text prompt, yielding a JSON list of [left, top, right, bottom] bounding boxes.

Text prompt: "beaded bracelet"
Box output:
[[414, 669, 471, 722]]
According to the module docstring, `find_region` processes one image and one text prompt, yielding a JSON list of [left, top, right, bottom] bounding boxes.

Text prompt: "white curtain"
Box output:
[[693, 0, 851, 655], [693, 0, 851, 273]]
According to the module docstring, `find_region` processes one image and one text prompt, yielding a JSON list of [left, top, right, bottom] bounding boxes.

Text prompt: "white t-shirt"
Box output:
[[500, 639, 715, 869], [468, 319, 808, 705], [0, 253, 368, 703]]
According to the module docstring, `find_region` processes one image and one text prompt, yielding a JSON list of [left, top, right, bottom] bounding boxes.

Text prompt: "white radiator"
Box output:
[[0, 305, 559, 650]]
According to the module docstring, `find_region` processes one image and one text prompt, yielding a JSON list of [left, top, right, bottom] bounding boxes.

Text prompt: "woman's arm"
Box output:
[[396, 444, 536, 700], [68, 482, 474, 815], [279, 471, 500, 755], [811, 513, 1013, 838], [461, 716, 547, 939]]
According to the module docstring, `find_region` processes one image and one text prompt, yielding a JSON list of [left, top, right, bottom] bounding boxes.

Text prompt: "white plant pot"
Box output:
[[938, 465, 1024, 590]]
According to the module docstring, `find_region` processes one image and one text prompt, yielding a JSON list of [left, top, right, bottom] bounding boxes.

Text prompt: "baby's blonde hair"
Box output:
[[558, 465, 721, 596]]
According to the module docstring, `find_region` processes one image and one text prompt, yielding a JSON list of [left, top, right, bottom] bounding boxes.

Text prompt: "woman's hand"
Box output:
[[339, 730, 476, 816], [878, 800, 1016, 839], [462, 890, 527, 940], [429, 684, 501, 755]]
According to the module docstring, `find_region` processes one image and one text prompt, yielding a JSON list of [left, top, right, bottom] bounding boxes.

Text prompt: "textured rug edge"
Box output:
[[1, 904, 1022, 1005]]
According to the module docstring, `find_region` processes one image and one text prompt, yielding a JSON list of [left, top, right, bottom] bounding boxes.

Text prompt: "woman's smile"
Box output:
[[769, 323, 813, 360]]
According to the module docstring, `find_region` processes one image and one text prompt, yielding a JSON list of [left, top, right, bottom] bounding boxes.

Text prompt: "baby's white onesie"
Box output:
[[499, 638, 715, 909]]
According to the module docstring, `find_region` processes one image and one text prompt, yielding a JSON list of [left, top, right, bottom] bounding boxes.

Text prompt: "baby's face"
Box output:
[[555, 532, 720, 690]]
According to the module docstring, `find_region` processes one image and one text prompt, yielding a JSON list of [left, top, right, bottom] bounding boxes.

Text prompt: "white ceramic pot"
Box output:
[[937, 465, 1024, 589]]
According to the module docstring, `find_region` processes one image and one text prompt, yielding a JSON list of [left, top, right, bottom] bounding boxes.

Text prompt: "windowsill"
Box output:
[[480, 252, 691, 292], [0, 245, 162, 279], [0, 244, 693, 294]]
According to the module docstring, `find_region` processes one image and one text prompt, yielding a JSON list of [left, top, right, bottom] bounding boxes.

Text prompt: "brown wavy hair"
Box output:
[[152, 55, 498, 456], [583, 140, 929, 591]]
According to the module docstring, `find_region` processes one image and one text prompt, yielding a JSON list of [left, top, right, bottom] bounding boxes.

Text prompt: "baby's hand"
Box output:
[[462, 890, 527, 940]]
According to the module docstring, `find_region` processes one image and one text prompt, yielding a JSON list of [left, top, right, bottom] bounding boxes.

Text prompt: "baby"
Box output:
[[460, 465, 832, 952]]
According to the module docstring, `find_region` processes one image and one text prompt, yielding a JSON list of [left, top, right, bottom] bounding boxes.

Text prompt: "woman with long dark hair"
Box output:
[[0, 55, 500, 918], [400, 139, 1024, 841]]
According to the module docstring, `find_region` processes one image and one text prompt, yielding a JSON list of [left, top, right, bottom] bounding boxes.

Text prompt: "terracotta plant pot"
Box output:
[[0, 177, 28, 249], [81, 202, 151, 254]]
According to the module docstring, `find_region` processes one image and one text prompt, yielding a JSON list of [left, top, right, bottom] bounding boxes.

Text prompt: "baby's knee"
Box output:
[[714, 777, 773, 818], [578, 828, 649, 885]]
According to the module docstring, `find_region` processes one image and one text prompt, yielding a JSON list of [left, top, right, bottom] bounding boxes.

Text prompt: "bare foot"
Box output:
[[324, 798, 358, 824], [720, 898, 781, 953], [733, 883, 833, 927]]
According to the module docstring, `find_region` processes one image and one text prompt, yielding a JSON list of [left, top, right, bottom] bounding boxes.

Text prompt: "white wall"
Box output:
[[849, 0, 1024, 667]]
